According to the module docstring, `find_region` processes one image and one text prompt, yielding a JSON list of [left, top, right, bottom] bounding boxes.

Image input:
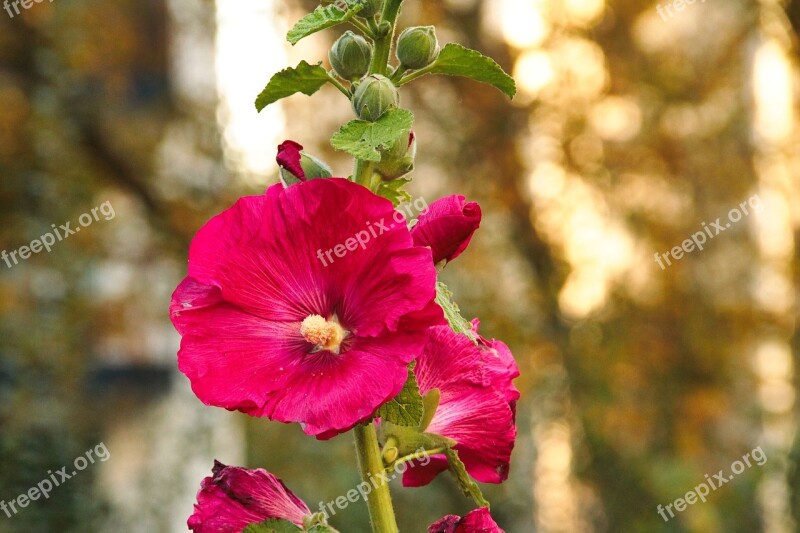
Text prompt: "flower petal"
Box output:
[[188, 461, 310, 532]]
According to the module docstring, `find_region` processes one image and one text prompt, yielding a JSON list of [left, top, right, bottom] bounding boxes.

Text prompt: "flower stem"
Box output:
[[369, 0, 404, 76], [354, 423, 399, 533]]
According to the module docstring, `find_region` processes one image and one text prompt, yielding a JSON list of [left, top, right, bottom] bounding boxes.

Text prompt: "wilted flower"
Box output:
[[171, 178, 443, 438], [403, 323, 519, 486], [411, 195, 482, 265], [428, 508, 505, 533], [188, 461, 311, 532]]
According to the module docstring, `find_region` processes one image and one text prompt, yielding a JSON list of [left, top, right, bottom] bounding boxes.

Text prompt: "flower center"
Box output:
[[300, 314, 347, 353]]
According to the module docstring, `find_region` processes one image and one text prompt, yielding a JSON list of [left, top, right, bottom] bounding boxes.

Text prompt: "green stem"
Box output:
[[349, 17, 375, 38], [327, 73, 351, 98], [353, 159, 375, 186], [354, 424, 399, 533], [369, 0, 404, 76], [397, 62, 437, 86]]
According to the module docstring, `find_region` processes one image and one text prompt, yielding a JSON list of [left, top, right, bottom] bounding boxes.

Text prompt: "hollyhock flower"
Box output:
[[171, 178, 443, 438], [428, 508, 504, 533], [403, 323, 519, 486], [411, 195, 481, 264], [188, 461, 311, 532]]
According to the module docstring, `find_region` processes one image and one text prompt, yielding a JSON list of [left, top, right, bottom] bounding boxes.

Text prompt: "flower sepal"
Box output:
[[243, 516, 340, 533]]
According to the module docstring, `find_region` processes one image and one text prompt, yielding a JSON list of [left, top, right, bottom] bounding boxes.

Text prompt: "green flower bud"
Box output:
[[357, 0, 383, 18], [377, 130, 416, 180], [299, 152, 333, 180], [352, 74, 399, 121], [329, 31, 373, 81], [396, 26, 440, 70]]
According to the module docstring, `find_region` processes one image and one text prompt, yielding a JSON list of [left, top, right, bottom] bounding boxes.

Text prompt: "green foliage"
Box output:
[[376, 362, 424, 427], [375, 178, 413, 206], [435, 282, 477, 342], [287, 2, 364, 45], [331, 108, 414, 161], [423, 43, 516, 98], [444, 448, 491, 508], [255, 61, 331, 112], [243, 518, 303, 532]]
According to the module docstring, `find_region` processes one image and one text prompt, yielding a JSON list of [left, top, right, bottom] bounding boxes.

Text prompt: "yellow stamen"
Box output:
[[300, 314, 347, 353]]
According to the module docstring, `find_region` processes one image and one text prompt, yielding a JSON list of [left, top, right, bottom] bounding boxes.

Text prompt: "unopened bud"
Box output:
[[357, 0, 383, 18], [352, 74, 399, 121], [396, 26, 439, 70], [329, 31, 372, 81], [277, 141, 332, 185], [377, 130, 416, 180]]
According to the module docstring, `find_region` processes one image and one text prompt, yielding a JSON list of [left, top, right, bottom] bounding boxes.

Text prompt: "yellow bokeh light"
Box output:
[[515, 50, 555, 98], [501, 0, 549, 48]]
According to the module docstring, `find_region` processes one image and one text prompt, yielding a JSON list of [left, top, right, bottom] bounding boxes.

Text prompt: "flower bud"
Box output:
[[277, 141, 333, 186], [329, 31, 372, 81], [411, 195, 482, 265], [357, 0, 383, 18], [377, 130, 416, 180], [396, 26, 439, 70], [352, 74, 399, 121]]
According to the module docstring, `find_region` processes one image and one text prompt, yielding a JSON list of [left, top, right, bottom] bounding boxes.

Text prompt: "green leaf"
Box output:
[[255, 61, 331, 112], [435, 282, 477, 342], [445, 448, 491, 508], [376, 362, 424, 427], [331, 109, 414, 162], [419, 388, 440, 431], [376, 178, 413, 206], [287, 3, 364, 45], [243, 518, 303, 533], [428, 43, 516, 98], [307, 526, 340, 533]]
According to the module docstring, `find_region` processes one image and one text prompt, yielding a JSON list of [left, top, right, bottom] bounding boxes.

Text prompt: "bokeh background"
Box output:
[[1, 0, 799, 531]]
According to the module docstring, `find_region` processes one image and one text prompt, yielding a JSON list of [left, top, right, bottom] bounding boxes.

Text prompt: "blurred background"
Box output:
[[1, 0, 799, 531]]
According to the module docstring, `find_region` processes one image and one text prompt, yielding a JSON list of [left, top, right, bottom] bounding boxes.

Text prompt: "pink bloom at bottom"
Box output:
[[428, 508, 504, 533], [188, 461, 310, 533]]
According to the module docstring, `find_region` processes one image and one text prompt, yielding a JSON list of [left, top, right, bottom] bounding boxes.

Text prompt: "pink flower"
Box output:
[[188, 461, 310, 532], [428, 508, 505, 533], [171, 178, 443, 438], [411, 195, 481, 264], [276, 141, 306, 182], [403, 324, 519, 486]]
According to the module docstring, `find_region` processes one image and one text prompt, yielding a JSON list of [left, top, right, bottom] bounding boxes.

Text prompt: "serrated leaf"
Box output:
[[376, 178, 413, 206], [428, 43, 516, 98], [376, 362, 423, 427], [287, 3, 363, 45], [243, 518, 303, 533], [331, 109, 414, 162], [435, 282, 477, 342], [255, 61, 331, 112], [445, 448, 491, 508]]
